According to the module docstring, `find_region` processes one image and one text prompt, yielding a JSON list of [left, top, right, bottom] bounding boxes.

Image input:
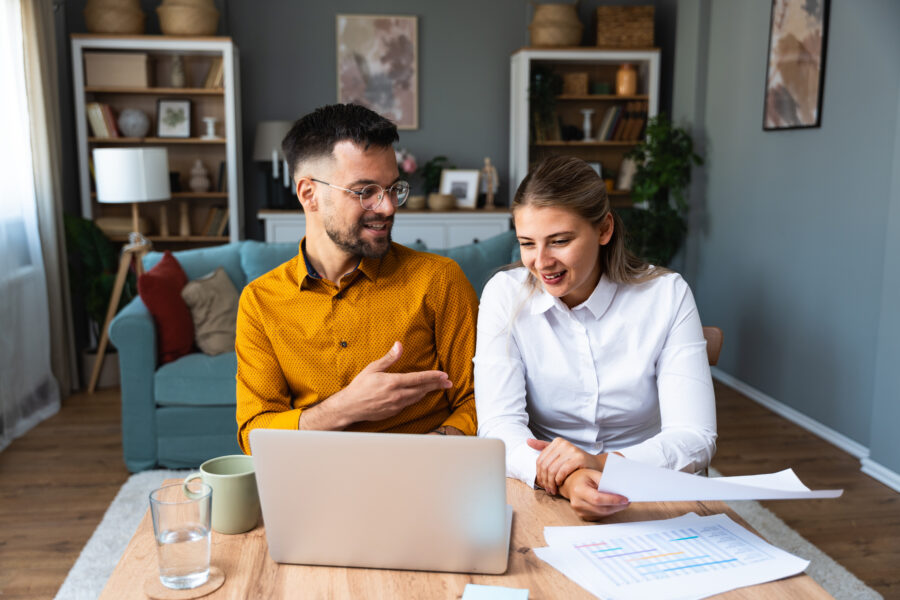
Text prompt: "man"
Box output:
[[236, 104, 478, 453]]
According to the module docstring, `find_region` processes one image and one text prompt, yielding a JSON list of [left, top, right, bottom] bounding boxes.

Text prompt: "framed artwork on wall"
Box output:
[[157, 99, 191, 138], [440, 169, 480, 209], [763, 0, 830, 130], [336, 14, 418, 130]]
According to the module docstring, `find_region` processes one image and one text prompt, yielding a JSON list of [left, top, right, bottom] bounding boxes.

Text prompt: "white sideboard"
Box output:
[[258, 210, 512, 248]]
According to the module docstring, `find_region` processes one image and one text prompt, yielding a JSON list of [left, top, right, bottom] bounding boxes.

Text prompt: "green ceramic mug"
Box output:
[[184, 455, 260, 535]]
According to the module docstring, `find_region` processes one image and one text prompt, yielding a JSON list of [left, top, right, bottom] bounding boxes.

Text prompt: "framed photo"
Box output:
[[337, 14, 418, 129], [440, 169, 480, 209], [763, 0, 830, 130], [157, 99, 191, 138]]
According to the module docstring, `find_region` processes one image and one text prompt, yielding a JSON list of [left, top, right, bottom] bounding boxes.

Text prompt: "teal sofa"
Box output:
[[108, 230, 520, 472]]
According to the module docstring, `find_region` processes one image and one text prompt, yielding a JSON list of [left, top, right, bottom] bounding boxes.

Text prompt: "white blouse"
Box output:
[[474, 267, 717, 488]]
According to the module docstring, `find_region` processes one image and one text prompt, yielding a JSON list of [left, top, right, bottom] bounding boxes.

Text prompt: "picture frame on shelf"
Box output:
[[157, 99, 191, 138], [763, 0, 829, 130], [439, 169, 480, 209], [336, 14, 418, 129]]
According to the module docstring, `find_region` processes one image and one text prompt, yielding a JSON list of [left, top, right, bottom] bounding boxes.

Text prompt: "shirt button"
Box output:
[[340, 341, 348, 348]]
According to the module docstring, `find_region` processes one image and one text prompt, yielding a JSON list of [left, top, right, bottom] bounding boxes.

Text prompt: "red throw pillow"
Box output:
[[138, 251, 194, 364]]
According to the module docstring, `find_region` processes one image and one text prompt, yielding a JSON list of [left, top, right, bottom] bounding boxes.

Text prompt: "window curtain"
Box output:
[[0, 0, 63, 452]]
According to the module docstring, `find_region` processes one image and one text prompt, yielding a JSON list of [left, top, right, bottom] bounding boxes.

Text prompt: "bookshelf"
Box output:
[[71, 34, 243, 243], [509, 48, 660, 206]]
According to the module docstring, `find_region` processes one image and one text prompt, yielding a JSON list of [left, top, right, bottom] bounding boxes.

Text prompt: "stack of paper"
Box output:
[[535, 512, 809, 599], [597, 454, 843, 501]]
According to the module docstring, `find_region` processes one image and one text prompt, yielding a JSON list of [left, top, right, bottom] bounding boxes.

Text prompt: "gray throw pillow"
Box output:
[[180, 267, 239, 356]]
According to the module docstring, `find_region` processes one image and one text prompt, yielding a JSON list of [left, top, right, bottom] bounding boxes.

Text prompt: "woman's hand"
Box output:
[[528, 437, 603, 495], [558, 468, 630, 521]]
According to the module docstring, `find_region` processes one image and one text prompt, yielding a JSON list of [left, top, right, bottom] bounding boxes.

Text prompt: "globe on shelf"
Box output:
[[117, 108, 150, 138]]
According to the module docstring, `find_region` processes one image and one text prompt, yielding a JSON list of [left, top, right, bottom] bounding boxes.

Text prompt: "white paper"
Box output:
[[535, 512, 810, 600], [597, 454, 843, 502]]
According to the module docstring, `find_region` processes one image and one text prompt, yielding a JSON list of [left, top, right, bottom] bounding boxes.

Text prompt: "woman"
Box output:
[[474, 156, 716, 520]]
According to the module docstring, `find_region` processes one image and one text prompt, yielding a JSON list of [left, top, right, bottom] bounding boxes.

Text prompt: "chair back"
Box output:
[[702, 326, 723, 366]]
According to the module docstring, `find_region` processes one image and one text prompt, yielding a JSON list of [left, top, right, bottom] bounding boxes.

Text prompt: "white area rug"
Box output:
[[55, 469, 881, 600]]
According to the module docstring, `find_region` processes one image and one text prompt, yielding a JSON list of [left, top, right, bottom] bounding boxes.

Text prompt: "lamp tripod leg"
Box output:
[[87, 249, 133, 393]]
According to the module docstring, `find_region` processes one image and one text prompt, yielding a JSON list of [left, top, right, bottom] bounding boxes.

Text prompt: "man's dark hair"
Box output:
[[281, 104, 399, 177]]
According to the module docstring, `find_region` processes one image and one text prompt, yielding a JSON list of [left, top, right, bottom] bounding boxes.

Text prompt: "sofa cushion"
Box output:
[[144, 243, 245, 290], [155, 351, 238, 407], [428, 229, 519, 296], [138, 251, 194, 364], [181, 267, 239, 355], [241, 240, 299, 283]]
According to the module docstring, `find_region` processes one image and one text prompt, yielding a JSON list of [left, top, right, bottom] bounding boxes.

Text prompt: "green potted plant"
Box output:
[[64, 214, 137, 387], [620, 113, 703, 266], [529, 66, 562, 142]]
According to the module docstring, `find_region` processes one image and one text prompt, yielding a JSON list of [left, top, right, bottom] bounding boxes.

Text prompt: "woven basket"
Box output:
[[529, 3, 583, 47], [562, 72, 589, 95], [84, 6, 145, 34], [157, 4, 219, 36], [596, 5, 654, 48], [161, 0, 217, 8]]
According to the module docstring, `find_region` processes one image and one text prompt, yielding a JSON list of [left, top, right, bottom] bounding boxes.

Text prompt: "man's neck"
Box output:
[[304, 231, 360, 283]]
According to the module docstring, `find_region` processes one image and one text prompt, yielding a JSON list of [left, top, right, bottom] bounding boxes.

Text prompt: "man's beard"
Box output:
[[324, 214, 393, 258]]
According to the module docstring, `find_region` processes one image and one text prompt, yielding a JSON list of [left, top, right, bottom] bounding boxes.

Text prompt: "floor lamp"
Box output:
[[88, 147, 170, 393]]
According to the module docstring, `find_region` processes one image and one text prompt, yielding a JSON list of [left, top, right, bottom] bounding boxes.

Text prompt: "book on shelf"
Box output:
[[205, 206, 227, 236], [595, 106, 617, 141], [217, 160, 227, 192], [614, 102, 636, 141], [100, 103, 119, 137], [204, 57, 224, 88], [215, 207, 230, 237], [86, 102, 108, 137]]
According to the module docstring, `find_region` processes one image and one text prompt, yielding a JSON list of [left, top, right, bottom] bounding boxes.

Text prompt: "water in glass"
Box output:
[[156, 525, 211, 589]]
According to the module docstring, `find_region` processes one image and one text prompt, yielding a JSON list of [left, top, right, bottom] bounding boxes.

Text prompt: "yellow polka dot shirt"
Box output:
[[236, 241, 479, 453]]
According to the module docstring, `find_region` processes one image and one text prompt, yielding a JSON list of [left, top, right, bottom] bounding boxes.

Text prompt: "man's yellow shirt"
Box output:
[[235, 241, 479, 453]]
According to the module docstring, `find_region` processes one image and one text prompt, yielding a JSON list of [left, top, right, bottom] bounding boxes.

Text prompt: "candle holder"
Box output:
[[580, 108, 595, 142], [201, 116, 218, 139]]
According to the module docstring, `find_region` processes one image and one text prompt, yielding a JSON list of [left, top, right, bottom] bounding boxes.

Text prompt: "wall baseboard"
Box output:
[[861, 458, 900, 493], [711, 368, 900, 492], [710, 367, 869, 458]]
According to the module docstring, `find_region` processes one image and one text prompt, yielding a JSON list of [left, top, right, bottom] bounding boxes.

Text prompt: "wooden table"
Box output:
[[101, 479, 831, 599]]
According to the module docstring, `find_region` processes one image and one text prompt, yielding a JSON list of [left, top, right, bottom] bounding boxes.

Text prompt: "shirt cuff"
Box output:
[[268, 408, 305, 431], [509, 443, 541, 488]]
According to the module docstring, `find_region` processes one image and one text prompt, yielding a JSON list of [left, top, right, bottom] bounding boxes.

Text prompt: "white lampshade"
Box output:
[[93, 147, 170, 204], [252, 120, 293, 161]]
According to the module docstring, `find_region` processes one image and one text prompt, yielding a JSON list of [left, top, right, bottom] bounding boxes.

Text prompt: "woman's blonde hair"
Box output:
[[513, 155, 665, 285]]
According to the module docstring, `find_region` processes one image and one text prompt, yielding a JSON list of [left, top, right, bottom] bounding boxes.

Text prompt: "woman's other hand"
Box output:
[[558, 468, 630, 521], [528, 437, 603, 495]]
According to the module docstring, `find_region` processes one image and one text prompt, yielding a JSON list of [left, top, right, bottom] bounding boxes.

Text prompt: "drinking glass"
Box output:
[[149, 481, 212, 589]]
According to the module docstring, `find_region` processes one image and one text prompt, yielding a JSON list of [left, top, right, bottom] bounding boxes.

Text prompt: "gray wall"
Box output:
[[674, 0, 900, 472], [57, 0, 677, 239]]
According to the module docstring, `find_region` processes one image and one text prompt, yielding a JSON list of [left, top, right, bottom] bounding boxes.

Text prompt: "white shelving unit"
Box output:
[[71, 34, 244, 243], [258, 210, 512, 248], [509, 48, 660, 205]]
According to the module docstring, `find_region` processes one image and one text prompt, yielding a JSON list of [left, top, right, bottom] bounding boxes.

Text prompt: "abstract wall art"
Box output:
[[337, 15, 418, 130], [763, 0, 830, 130]]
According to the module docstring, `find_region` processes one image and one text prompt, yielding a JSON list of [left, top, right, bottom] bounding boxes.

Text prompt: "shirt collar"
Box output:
[[530, 273, 617, 320], [297, 237, 384, 289]]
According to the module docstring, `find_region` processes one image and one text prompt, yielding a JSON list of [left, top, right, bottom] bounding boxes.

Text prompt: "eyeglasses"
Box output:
[[311, 178, 410, 211]]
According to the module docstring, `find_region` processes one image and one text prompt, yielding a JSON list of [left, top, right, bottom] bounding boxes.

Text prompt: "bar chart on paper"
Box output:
[[573, 523, 774, 585], [536, 513, 810, 599]]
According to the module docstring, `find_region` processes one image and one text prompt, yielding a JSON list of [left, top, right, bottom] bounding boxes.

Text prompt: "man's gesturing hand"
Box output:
[[329, 341, 452, 425]]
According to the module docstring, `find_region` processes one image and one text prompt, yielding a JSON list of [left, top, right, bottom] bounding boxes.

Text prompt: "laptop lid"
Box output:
[[249, 429, 510, 574]]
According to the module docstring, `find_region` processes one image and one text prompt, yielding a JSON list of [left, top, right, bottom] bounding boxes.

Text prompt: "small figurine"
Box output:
[[480, 157, 499, 209]]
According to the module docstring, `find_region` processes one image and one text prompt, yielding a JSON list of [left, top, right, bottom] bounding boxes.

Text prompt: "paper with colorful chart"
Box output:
[[534, 512, 809, 600]]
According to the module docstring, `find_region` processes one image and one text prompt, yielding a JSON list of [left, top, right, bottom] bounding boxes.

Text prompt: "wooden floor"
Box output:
[[0, 382, 898, 599]]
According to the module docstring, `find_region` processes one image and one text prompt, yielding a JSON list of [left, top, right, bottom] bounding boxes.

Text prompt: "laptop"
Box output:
[[249, 429, 511, 574]]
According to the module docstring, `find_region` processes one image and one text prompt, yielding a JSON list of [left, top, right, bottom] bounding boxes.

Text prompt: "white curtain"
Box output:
[[0, 0, 61, 451]]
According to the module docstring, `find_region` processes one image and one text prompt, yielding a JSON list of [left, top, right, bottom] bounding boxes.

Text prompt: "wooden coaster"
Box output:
[[144, 566, 225, 599]]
